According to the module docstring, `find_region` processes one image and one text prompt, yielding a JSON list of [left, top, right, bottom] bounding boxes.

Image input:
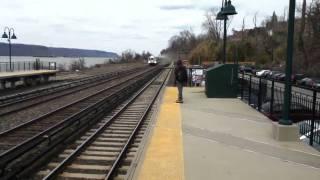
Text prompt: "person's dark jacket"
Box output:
[[174, 61, 188, 83]]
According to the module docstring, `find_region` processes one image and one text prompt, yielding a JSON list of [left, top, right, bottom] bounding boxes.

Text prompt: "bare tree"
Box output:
[[298, 0, 309, 68], [167, 29, 198, 59], [282, 7, 288, 21], [202, 8, 222, 42], [253, 12, 259, 43], [253, 12, 258, 28], [141, 51, 152, 60], [69, 58, 86, 71], [121, 49, 136, 62], [241, 17, 246, 40]]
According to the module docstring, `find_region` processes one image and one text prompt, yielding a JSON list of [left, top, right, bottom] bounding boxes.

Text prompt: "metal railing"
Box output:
[[0, 61, 56, 72], [239, 72, 320, 146]]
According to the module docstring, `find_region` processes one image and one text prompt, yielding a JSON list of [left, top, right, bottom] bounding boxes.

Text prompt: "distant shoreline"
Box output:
[[0, 56, 117, 59], [0, 42, 119, 58]]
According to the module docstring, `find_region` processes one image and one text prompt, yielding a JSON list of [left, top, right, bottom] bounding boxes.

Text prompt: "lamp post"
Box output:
[[280, 0, 295, 125], [2, 27, 17, 71], [268, 30, 274, 63], [217, 0, 237, 64]]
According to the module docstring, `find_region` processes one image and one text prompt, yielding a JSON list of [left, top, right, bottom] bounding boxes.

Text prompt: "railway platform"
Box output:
[[0, 70, 58, 89], [135, 87, 320, 180]]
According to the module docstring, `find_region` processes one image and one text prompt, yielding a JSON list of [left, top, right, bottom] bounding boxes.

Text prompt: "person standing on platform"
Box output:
[[174, 60, 188, 103]]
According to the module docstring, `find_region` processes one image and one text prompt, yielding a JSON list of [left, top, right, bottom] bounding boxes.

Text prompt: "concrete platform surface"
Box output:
[[136, 87, 320, 180], [0, 70, 57, 79], [181, 87, 320, 180]]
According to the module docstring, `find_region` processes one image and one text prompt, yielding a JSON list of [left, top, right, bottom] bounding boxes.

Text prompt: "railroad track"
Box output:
[[0, 66, 164, 179], [0, 66, 145, 105], [32, 68, 170, 179], [0, 66, 146, 116]]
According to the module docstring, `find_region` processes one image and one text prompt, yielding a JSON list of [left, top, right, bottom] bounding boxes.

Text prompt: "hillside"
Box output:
[[0, 43, 118, 58]]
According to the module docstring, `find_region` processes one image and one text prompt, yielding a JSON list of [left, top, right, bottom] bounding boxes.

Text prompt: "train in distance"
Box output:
[[147, 56, 159, 66]]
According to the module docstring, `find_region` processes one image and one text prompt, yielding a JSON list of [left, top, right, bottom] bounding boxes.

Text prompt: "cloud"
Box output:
[[159, 5, 196, 11], [129, 34, 149, 40], [50, 24, 68, 32], [120, 24, 137, 29], [159, 4, 218, 12], [172, 25, 194, 30], [16, 17, 39, 24]]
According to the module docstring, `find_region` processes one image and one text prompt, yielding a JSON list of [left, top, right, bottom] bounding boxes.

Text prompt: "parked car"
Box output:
[[264, 71, 273, 79], [272, 73, 284, 81], [239, 66, 254, 74], [292, 74, 305, 83], [298, 78, 312, 85], [271, 72, 283, 80], [239, 65, 245, 73], [315, 80, 320, 89], [244, 67, 254, 73], [298, 78, 320, 89], [277, 73, 286, 81], [310, 79, 320, 89], [273, 73, 305, 82], [256, 70, 270, 77], [266, 71, 279, 79], [252, 68, 258, 75]]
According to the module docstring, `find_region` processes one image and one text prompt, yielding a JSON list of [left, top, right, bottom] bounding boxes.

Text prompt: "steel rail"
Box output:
[[0, 67, 144, 117], [0, 67, 144, 108], [0, 67, 155, 137]]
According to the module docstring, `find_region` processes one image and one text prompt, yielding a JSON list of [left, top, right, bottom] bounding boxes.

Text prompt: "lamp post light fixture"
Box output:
[[280, 0, 296, 126], [2, 27, 17, 71], [217, 0, 237, 64], [268, 30, 274, 63]]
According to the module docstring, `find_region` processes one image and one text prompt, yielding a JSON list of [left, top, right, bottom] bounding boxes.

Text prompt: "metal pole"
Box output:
[[258, 77, 262, 111], [270, 80, 275, 116], [8, 32, 12, 71], [271, 46, 274, 63], [249, 75, 252, 105], [223, 17, 227, 64], [241, 72, 244, 100], [309, 90, 317, 146], [280, 0, 295, 125]]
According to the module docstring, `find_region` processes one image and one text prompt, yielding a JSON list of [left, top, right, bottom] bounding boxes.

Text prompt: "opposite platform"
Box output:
[[0, 70, 58, 80], [0, 70, 57, 89], [136, 87, 320, 180]]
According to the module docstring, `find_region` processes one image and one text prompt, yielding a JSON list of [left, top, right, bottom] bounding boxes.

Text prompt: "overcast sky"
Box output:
[[0, 0, 309, 55]]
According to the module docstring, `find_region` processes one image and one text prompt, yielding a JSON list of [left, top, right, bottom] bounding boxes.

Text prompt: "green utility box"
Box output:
[[205, 64, 238, 98]]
